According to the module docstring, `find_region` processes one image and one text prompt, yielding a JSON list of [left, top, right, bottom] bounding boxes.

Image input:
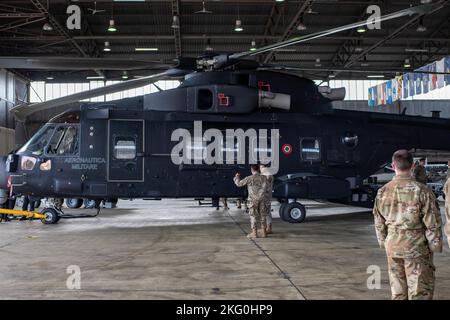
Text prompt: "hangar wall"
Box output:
[[335, 100, 450, 119], [0, 69, 29, 153]]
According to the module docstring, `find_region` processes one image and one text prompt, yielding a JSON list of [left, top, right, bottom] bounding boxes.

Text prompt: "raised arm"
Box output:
[[234, 175, 251, 188]]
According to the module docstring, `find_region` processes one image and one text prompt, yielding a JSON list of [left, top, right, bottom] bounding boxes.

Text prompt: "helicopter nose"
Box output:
[[0, 156, 7, 189]]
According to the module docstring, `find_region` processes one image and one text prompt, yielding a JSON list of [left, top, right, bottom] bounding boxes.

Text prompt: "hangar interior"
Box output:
[[0, 0, 450, 300]]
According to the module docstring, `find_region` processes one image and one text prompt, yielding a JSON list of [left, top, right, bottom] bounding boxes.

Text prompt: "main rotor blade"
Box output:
[[11, 71, 169, 121], [231, 2, 444, 60], [0, 56, 170, 70], [261, 65, 450, 76]]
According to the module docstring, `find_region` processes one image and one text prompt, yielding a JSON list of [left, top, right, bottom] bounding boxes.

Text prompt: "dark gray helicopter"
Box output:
[[1, 3, 449, 224]]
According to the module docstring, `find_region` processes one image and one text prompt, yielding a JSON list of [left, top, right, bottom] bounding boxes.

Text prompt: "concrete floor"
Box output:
[[0, 199, 449, 300]]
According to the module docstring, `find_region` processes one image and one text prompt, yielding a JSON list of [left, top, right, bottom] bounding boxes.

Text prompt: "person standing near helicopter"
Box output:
[[234, 165, 269, 239], [260, 163, 274, 234]]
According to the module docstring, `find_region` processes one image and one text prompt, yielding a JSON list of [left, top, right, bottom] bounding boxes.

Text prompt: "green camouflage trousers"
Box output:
[[387, 253, 435, 300], [248, 199, 269, 228]]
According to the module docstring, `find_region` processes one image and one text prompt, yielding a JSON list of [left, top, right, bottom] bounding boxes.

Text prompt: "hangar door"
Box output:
[[108, 120, 144, 182]]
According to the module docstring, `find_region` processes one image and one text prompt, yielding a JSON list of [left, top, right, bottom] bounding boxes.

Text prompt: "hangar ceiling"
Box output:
[[0, 0, 449, 81]]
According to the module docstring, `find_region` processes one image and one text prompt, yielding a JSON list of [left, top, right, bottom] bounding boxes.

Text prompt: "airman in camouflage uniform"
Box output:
[[373, 150, 442, 300], [412, 158, 427, 184], [260, 164, 274, 234], [446, 160, 450, 180], [442, 177, 450, 247], [234, 164, 268, 239]]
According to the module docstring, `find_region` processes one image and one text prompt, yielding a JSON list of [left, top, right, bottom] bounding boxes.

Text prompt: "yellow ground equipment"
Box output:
[[0, 208, 60, 224]]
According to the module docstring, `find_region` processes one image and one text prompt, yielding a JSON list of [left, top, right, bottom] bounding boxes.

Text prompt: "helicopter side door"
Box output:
[[107, 119, 144, 182]]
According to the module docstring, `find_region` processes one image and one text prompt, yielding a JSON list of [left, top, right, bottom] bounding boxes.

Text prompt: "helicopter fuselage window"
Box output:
[[114, 138, 136, 160], [45, 125, 79, 156], [17, 125, 56, 156], [198, 89, 213, 110], [300, 138, 321, 161]]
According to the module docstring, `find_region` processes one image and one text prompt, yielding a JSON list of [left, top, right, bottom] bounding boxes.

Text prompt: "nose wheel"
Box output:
[[279, 201, 306, 223], [40, 208, 61, 225]]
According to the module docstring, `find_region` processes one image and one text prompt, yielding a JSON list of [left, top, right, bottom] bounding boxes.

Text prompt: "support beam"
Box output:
[[330, 5, 372, 67], [334, 1, 446, 77], [0, 17, 46, 32], [263, 0, 314, 64], [29, 0, 104, 77], [172, 0, 182, 58]]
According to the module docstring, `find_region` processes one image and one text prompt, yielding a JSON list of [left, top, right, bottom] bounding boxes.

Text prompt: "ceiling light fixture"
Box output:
[[103, 41, 111, 52], [46, 76, 54, 80], [195, 1, 212, 14], [122, 71, 129, 80], [356, 26, 366, 33], [205, 39, 213, 51], [297, 17, 307, 31], [171, 15, 180, 29], [108, 19, 117, 32], [315, 58, 321, 67], [250, 40, 257, 51], [416, 17, 426, 32], [367, 75, 384, 78], [234, 19, 243, 32], [42, 22, 53, 31], [403, 58, 411, 68]]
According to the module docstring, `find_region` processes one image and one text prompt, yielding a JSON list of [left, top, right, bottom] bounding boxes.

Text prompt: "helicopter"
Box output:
[[0, 2, 449, 224]]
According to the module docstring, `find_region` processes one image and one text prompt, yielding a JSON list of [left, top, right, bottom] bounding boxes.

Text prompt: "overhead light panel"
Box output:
[[46, 76, 54, 80], [135, 47, 159, 51], [87, 76, 105, 80], [108, 19, 117, 32], [367, 75, 384, 78], [103, 41, 111, 52], [234, 19, 243, 32], [405, 48, 428, 53], [250, 40, 257, 52], [122, 71, 129, 80], [171, 15, 180, 29]]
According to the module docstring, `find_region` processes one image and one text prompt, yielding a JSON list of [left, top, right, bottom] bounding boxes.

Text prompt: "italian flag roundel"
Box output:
[[282, 144, 292, 155]]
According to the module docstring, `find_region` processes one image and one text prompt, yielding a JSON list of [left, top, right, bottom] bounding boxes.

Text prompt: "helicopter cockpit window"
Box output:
[[46, 125, 79, 156], [198, 89, 213, 110], [114, 138, 136, 160], [17, 125, 56, 156], [341, 132, 359, 149], [300, 138, 321, 161]]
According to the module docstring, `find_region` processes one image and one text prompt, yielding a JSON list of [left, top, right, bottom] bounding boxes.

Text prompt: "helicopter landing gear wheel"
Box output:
[[66, 198, 83, 209], [281, 202, 306, 223], [84, 199, 101, 209], [40, 208, 61, 225], [279, 203, 288, 221]]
